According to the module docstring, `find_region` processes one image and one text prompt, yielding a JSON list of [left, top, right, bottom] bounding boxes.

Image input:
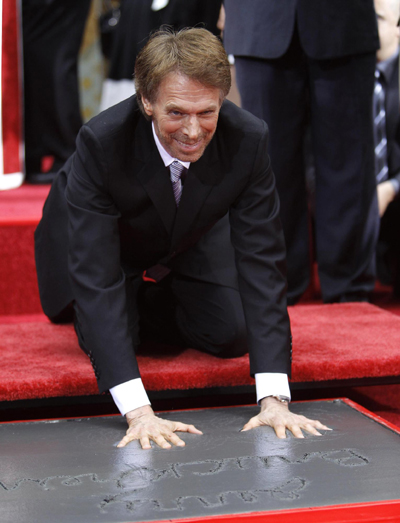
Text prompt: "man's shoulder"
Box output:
[[219, 99, 268, 137], [84, 95, 143, 141]]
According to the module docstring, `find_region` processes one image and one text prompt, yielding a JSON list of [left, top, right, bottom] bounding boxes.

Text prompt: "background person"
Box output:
[[223, 0, 380, 304], [374, 0, 400, 296], [22, 0, 91, 184]]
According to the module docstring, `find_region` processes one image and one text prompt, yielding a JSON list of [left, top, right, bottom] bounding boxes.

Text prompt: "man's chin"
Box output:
[[176, 151, 204, 163], [173, 142, 209, 163]]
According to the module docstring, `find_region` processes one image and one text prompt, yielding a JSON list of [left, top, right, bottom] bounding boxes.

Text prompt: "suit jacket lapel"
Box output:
[[134, 118, 177, 236]]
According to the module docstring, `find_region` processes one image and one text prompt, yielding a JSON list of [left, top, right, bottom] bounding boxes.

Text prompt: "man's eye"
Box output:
[[171, 110, 182, 116]]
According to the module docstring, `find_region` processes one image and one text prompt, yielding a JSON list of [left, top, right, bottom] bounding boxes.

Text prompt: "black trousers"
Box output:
[[377, 198, 400, 295], [22, 0, 90, 175], [235, 29, 379, 303], [129, 273, 248, 358], [72, 272, 248, 361]]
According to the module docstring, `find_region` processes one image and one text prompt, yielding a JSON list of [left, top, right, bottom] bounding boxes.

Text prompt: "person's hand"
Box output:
[[117, 404, 203, 449], [241, 396, 331, 439], [377, 180, 396, 217], [217, 4, 225, 36]]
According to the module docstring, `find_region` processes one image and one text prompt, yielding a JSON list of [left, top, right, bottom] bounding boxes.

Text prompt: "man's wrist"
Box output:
[[125, 404, 154, 423], [260, 395, 289, 411], [269, 394, 290, 404], [110, 377, 151, 416], [254, 373, 291, 404]]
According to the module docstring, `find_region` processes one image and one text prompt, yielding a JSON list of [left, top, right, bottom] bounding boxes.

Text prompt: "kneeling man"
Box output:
[[35, 28, 329, 449]]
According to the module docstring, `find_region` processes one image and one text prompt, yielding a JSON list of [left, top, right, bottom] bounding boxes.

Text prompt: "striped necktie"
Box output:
[[170, 161, 185, 206], [373, 70, 389, 184]]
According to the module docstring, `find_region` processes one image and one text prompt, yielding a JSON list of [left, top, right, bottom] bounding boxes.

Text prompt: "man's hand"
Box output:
[[377, 181, 396, 217], [117, 405, 203, 449], [242, 397, 331, 439]]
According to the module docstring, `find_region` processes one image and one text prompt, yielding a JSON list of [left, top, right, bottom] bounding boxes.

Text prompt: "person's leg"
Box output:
[[172, 276, 248, 358], [309, 51, 379, 302], [234, 32, 310, 304], [138, 274, 248, 358], [22, 0, 90, 180]]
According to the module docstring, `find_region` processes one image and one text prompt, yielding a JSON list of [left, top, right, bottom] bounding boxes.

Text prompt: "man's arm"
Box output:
[[66, 125, 141, 393], [67, 126, 203, 448], [229, 123, 330, 437]]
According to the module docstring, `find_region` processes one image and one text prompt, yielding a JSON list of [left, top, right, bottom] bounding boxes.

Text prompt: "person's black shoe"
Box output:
[[337, 292, 369, 303], [26, 172, 57, 184]]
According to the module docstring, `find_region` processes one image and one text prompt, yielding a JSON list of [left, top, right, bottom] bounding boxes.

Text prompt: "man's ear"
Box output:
[[142, 96, 153, 117]]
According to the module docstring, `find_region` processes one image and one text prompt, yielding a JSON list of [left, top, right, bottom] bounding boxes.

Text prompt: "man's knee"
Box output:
[[183, 315, 248, 358], [214, 322, 248, 358]]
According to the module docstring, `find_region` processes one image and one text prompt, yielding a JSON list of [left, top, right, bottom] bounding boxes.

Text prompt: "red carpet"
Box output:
[[289, 303, 400, 382], [0, 184, 50, 221], [1, 303, 399, 403], [0, 185, 50, 315]]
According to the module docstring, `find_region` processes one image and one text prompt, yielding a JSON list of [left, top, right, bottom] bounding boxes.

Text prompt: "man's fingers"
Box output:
[[174, 422, 203, 435], [314, 421, 332, 431], [273, 423, 289, 439], [117, 417, 203, 450], [300, 423, 323, 436], [139, 436, 152, 450], [167, 432, 186, 447], [152, 434, 171, 449], [241, 417, 259, 432], [117, 433, 139, 448]]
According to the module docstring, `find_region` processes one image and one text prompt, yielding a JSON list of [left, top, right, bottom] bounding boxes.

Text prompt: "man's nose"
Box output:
[[184, 116, 200, 139]]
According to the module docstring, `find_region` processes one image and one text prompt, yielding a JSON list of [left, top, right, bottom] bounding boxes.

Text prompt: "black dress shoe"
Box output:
[[26, 172, 57, 184], [337, 292, 369, 303]]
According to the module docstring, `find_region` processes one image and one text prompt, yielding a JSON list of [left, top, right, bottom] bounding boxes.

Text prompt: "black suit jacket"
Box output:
[[35, 97, 291, 393], [224, 0, 379, 60]]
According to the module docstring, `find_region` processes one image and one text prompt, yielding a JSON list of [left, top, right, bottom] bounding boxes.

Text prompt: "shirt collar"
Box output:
[[152, 122, 191, 170], [377, 48, 399, 84]]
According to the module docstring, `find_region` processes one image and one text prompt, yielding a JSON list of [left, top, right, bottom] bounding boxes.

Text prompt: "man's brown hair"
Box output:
[[134, 27, 231, 117]]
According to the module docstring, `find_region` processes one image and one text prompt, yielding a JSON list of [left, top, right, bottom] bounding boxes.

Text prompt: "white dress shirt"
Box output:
[[110, 123, 291, 415]]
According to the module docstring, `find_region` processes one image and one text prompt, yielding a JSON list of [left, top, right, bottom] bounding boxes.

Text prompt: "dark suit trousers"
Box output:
[[22, 0, 90, 175], [73, 272, 249, 363], [235, 30, 379, 303], [132, 273, 248, 358]]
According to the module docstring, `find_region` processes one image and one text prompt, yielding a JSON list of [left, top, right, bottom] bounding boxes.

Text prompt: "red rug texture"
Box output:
[[1, 303, 399, 403], [0, 185, 50, 315], [0, 184, 50, 221], [351, 384, 400, 428]]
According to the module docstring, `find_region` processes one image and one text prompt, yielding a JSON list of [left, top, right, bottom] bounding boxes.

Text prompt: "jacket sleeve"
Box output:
[[229, 122, 292, 377], [65, 124, 141, 393]]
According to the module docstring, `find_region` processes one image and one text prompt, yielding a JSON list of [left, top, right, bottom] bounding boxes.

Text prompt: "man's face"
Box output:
[[141, 72, 222, 163], [375, 0, 400, 61]]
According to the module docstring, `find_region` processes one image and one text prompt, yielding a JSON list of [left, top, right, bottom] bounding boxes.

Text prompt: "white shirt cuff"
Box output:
[[110, 378, 151, 416], [254, 373, 291, 404]]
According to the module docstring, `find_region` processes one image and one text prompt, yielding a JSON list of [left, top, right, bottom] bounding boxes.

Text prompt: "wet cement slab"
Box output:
[[1, 400, 400, 522]]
